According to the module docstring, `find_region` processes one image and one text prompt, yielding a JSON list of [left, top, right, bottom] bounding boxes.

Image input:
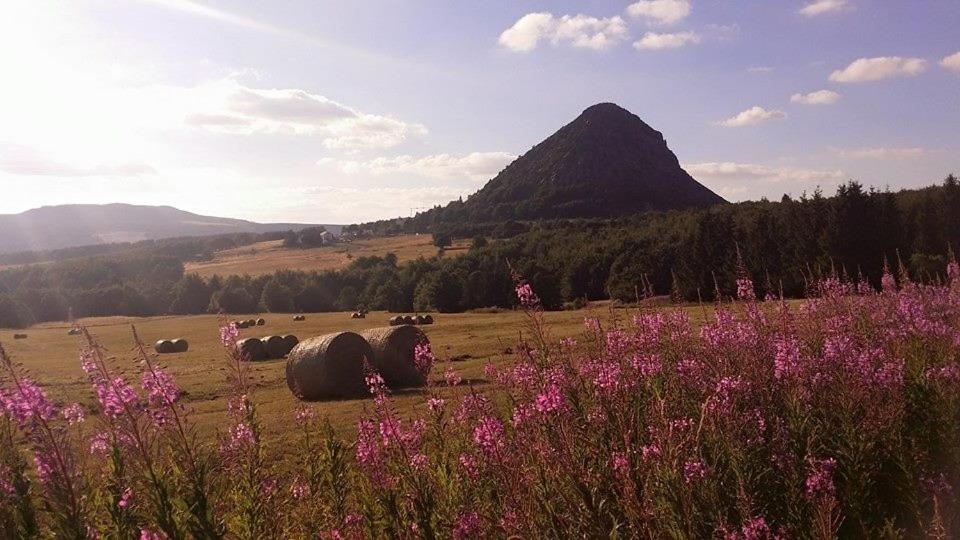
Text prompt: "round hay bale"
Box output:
[[401, 315, 416, 325], [423, 314, 434, 325], [293, 315, 306, 321], [282, 335, 299, 356], [415, 315, 426, 325], [235, 320, 249, 329], [285, 332, 374, 401], [245, 319, 257, 328], [155, 340, 176, 354], [256, 318, 266, 326], [358, 325, 428, 389], [68, 328, 81, 336], [388, 316, 402, 326], [171, 339, 189, 353], [236, 338, 268, 361], [262, 335, 287, 359], [350, 312, 360, 319], [13, 334, 28, 340]]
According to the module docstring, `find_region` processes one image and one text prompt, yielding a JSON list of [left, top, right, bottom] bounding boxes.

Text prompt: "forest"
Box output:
[[1, 177, 958, 328]]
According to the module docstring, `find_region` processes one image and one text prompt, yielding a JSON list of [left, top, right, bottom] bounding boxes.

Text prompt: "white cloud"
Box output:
[[184, 82, 427, 149], [747, 66, 774, 74], [685, 162, 846, 200], [633, 31, 700, 51], [498, 12, 628, 52], [798, 0, 849, 17], [941, 51, 960, 72], [829, 56, 929, 83], [790, 89, 841, 105], [626, 0, 691, 25], [300, 185, 472, 222], [835, 147, 926, 159], [0, 144, 156, 177], [716, 106, 787, 127], [318, 152, 516, 182]]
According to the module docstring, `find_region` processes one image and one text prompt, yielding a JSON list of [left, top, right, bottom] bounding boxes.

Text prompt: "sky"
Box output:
[[0, 0, 957, 224]]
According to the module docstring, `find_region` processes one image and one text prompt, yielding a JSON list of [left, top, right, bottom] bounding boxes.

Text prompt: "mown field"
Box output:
[[183, 234, 472, 277], [0, 303, 715, 447]]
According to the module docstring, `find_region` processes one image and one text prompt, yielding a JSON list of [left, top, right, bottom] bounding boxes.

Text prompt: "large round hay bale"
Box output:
[[262, 335, 287, 359], [401, 315, 416, 325], [236, 338, 268, 361], [415, 315, 426, 325], [358, 326, 428, 389], [282, 335, 299, 356], [256, 318, 265, 326], [155, 340, 176, 354], [285, 332, 374, 401], [388, 315, 403, 326], [171, 339, 189, 353], [423, 314, 434, 325]]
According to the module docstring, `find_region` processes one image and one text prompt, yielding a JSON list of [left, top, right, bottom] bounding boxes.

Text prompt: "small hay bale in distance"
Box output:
[[285, 331, 375, 401], [415, 315, 426, 325], [13, 333, 28, 340], [359, 326, 428, 389], [401, 315, 416, 325], [282, 335, 299, 356], [262, 335, 287, 359], [234, 320, 249, 329], [388, 316, 403, 326], [155, 340, 176, 354], [350, 312, 360, 319], [236, 338, 268, 361], [423, 314, 434, 325], [256, 318, 266, 326], [293, 315, 306, 321], [245, 319, 257, 328], [171, 339, 189, 353], [68, 328, 81, 336]]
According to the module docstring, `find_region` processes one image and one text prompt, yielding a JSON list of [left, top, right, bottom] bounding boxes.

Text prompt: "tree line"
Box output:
[[1, 178, 958, 328]]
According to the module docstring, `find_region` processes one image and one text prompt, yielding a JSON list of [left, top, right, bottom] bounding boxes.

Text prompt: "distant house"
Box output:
[[319, 230, 338, 245]]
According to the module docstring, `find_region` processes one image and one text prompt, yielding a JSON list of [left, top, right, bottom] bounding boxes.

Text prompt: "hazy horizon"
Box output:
[[1, 0, 958, 224]]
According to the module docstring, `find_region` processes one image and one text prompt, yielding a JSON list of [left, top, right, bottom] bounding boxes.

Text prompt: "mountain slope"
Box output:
[[417, 102, 724, 224], [0, 204, 336, 254]]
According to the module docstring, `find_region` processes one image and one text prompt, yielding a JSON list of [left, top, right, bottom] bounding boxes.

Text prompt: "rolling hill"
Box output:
[[0, 204, 337, 254]]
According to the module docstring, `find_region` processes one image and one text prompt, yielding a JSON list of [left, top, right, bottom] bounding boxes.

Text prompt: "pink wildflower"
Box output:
[[62, 403, 85, 425], [473, 416, 505, 457], [219, 323, 239, 347], [444, 366, 463, 387], [118, 487, 134, 509], [453, 511, 483, 539], [291, 481, 310, 500], [534, 384, 564, 414], [413, 341, 436, 377], [516, 282, 539, 308], [805, 456, 837, 499], [683, 459, 708, 484]]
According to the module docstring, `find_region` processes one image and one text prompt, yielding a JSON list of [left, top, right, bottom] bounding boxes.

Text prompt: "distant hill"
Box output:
[[409, 102, 724, 226], [0, 204, 338, 254]]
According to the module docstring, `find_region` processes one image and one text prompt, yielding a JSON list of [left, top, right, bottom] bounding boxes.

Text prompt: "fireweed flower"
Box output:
[[453, 511, 482, 539], [444, 366, 463, 387], [805, 456, 837, 499], [89, 432, 111, 455], [473, 416, 505, 457], [736, 276, 757, 302], [219, 323, 240, 347], [413, 341, 436, 377], [290, 481, 310, 500], [139, 528, 165, 540], [118, 487, 134, 509], [683, 460, 708, 484], [62, 403, 85, 425], [458, 453, 480, 480], [533, 384, 564, 414], [427, 397, 445, 413], [294, 406, 314, 426], [516, 282, 539, 308]]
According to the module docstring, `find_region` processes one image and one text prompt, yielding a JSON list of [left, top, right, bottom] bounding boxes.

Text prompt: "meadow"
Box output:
[[2, 268, 959, 538], [183, 234, 472, 278]]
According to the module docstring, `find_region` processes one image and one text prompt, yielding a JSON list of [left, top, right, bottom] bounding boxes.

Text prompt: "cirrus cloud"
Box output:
[[626, 0, 691, 25], [798, 0, 849, 17], [829, 56, 929, 83], [633, 31, 700, 51], [834, 146, 926, 159], [790, 89, 841, 105], [317, 152, 516, 182], [716, 106, 787, 127], [498, 12, 628, 52]]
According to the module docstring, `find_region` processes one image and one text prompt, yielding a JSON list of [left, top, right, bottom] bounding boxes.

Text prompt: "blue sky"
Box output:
[[0, 0, 957, 223]]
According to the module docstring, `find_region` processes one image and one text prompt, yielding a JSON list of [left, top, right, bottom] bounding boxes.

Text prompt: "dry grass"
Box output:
[[0, 303, 720, 448], [184, 234, 472, 277]]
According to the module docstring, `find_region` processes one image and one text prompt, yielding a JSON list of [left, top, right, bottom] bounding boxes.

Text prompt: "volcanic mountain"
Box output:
[[420, 102, 724, 223]]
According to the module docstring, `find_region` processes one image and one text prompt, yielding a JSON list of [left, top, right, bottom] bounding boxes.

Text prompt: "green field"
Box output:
[[0, 304, 717, 447]]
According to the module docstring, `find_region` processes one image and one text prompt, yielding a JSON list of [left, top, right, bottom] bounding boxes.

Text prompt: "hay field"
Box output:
[[0, 304, 717, 448], [184, 234, 472, 277]]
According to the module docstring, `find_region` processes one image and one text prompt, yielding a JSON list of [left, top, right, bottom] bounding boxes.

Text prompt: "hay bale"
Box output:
[[388, 316, 403, 326], [262, 335, 287, 359], [401, 315, 416, 325], [293, 315, 306, 321], [171, 339, 189, 353], [256, 318, 266, 326], [423, 314, 434, 325], [358, 326, 428, 389], [282, 335, 299, 356], [235, 320, 249, 329], [236, 338, 268, 361], [245, 319, 257, 328], [415, 315, 426, 325], [155, 340, 176, 354], [285, 332, 374, 401], [350, 312, 360, 319], [13, 333, 28, 340], [68, 328, 81, 336]]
